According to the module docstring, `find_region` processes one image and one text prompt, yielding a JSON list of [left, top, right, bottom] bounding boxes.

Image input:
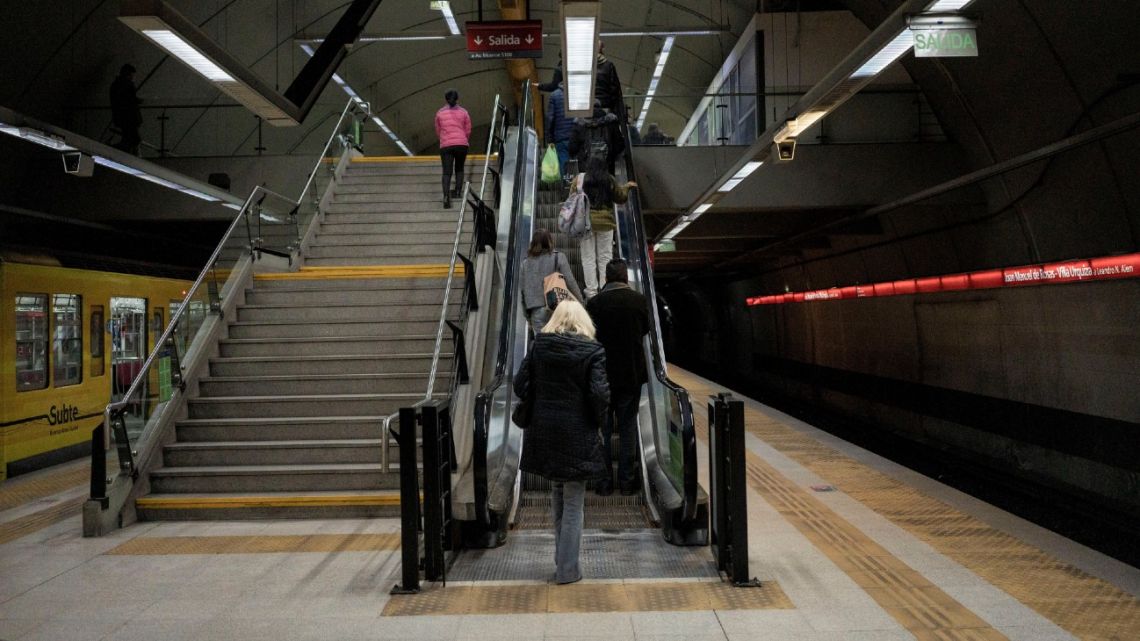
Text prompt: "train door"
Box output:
[[110, 297, 147, 414]]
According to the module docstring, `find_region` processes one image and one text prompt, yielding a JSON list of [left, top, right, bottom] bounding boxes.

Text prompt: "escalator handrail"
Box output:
[[473, 80, 535, 524], [615, 103, 701, 522]]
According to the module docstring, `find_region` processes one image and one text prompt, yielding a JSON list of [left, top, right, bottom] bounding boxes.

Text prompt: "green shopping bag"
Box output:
[[540, 144, 561, 183]]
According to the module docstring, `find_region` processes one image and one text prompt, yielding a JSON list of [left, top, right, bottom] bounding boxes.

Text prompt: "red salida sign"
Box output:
[[466, 20, 543, 59]]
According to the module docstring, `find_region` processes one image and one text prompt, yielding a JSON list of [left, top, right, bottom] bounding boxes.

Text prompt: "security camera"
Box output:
[[774, 139, 796, 162], [62, 151, 94, 177]]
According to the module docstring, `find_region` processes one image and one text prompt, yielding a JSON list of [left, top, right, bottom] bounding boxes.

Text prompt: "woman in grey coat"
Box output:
[[520, 229, 583, 335]]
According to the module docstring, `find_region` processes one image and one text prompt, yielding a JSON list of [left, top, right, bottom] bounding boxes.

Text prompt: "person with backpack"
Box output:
[[568, 104, 625, 176], [521, 229, 583, 336], [576, 156, 636, 299], [514, 299, 609, 584], [435, 89, 472, 209]]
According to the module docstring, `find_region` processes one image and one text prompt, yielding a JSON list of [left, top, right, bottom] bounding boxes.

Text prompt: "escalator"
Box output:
[[460, 84, 708, 558]]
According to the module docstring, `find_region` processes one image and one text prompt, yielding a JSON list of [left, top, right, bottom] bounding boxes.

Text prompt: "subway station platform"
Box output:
[[1, 367, 1137, 641]]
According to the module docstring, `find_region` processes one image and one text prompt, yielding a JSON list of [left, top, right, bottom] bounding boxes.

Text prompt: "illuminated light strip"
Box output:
[[636, 36, 675, 131], [140, 29, 234, 82], [744, 253, 1140, 306], [93, 156, 221, 202], [436, 1, 461, 36], [300, 44, 413, 156], [0, 122, 77, 151]]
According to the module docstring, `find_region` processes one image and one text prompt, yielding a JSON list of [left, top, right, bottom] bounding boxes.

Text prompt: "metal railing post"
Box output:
[[391, 407, 422, 594]]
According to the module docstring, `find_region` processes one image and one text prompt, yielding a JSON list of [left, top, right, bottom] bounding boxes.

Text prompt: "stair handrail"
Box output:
[[472, 79, 535, 524], [614, 96, 701, 522], [93, 97, 370, 490], [380, 94, 509, 473]]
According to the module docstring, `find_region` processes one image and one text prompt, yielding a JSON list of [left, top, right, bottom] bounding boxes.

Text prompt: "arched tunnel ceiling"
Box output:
[[0, 0, 766, 157], [1, 1, 1137, 278]]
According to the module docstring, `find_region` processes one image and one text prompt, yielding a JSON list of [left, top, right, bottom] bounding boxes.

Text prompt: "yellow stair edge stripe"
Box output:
[[351, 154, 495, 163], [254, 265, 461, 280], [136, 495, 402, 509]]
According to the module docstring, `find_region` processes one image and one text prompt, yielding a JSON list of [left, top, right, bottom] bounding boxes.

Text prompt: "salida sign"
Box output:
[[466, 20, 542, 59]]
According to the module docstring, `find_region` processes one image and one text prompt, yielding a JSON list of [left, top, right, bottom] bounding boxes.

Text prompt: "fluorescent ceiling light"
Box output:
[[357, 35, 448, 42], [732, 161, 763, 180], [435, 1, 461, 36], [300, 44, 412, 156], [927, 0, 975, 10], [0, 124, 77, 151], [603, 29, 719, 37], [562, 3, 602, 117], [850, 30, 915, 79], [693, 203, 713, 215], [636, 36, 675, 130], [140, 29, 233, 81], [120, 2, 297, 125]]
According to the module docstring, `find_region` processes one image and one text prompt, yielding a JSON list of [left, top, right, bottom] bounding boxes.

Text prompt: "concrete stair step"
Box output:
[[324, 201, 454, 213], [208, 354, 448, 376], [335, 179, 441, 191], [244, 286, 459, 306], [305, 244, 457, 261], [345, 163, 465, 176], [198, 373, 441, 396], [236, 301, 451, 322], [304, 256, 465, 267], [227, 319, 440, 339], [318, 221, 473, 235], [148, 463, 404, 492], [218, 335, 439, 357], [186, 394, 434, 419], [251, 276, 450, 290], [135, 490, 402, 520], [313, 232, 470, 246], [176, 417, 390, 442], [162, 439, 408, 467], [333, 191, 464, 204], [322, 208, 463, 221]]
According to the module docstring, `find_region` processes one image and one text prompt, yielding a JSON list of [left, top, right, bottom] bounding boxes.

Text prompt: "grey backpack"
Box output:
[[558, 173, 591, 239]]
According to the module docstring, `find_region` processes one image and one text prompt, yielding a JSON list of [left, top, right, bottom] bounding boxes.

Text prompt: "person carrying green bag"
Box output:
[[545, 84, 573, 177]]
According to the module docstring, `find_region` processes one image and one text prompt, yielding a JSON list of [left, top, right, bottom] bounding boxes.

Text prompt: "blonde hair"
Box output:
[[541, 299, 595, 339]]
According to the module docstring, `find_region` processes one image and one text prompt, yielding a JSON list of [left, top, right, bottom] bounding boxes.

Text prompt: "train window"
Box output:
[[52, 294, 83, 387], [16, 293, 49, 392], [90, 305, 105, 377]]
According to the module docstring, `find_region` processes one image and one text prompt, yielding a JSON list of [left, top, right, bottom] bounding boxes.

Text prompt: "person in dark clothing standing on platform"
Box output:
[[515, 300, 609, 584], [110, 64, 142, 155], [545, 84, 574, 176], [586, 259, 649, 495], [435, 89, 472, 209], [593, 41, 622, 116]]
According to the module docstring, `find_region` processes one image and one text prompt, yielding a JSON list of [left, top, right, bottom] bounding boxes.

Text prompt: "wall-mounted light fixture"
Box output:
[[561, 1, 602, 116], [636, 36, 675, 131], [120, 0, 300, 125]]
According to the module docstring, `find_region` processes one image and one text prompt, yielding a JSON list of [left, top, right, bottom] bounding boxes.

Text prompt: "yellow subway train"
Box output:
[[1, 258, 194, 481]]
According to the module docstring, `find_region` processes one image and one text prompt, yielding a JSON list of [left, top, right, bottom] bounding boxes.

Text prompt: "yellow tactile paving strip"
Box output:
[[674, 368, 1140, 641], [106, 533, 401, 555], [0, 496, 86, 545], [0, 463, 89, 512], [382, 580, 793, 616]]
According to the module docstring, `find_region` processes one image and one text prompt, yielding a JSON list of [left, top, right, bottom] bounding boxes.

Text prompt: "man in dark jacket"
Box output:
[[586, 259, 649, 495], [568, 105, 625, 175], [546, 85, 574, 175], [594, 41, 622, 116], [110, 64, 142, 155]]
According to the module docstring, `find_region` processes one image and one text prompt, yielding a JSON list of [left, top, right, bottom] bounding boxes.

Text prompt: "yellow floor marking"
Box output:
[[382, 580, 792, 616], [0, 496, 85, 545], [351, 155, 495, 163], [106, 532, 401, 555], [674, 368, 1140, 641], [0, 463, 89, 512], [135, 494, 401, 510]]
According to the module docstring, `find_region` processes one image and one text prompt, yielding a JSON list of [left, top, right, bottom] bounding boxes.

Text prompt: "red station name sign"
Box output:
[[465, 20, 543, 60]]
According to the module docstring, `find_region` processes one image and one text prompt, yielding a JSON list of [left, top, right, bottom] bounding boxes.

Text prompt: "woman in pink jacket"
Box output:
[[435, 89, 472, 208]]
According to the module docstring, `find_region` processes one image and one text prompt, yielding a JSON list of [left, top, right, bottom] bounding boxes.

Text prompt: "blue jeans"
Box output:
[[555, 141, 570, 176], [552, 481, 585, 583], [603, 387, 641, 488]]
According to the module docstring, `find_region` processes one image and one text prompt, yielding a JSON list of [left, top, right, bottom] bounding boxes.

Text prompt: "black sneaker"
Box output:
[[443, 195, 451, 209], [619, 482, 639, 496], [595, 481, 613, 497]]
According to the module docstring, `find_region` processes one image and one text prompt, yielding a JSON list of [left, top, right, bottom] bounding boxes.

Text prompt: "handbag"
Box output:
[[512, 359, 534, 429], [542, 253, 575, 310]]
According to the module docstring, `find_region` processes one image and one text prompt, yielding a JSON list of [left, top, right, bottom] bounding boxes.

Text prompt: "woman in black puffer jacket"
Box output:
[[514, 300, 609, 584]]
